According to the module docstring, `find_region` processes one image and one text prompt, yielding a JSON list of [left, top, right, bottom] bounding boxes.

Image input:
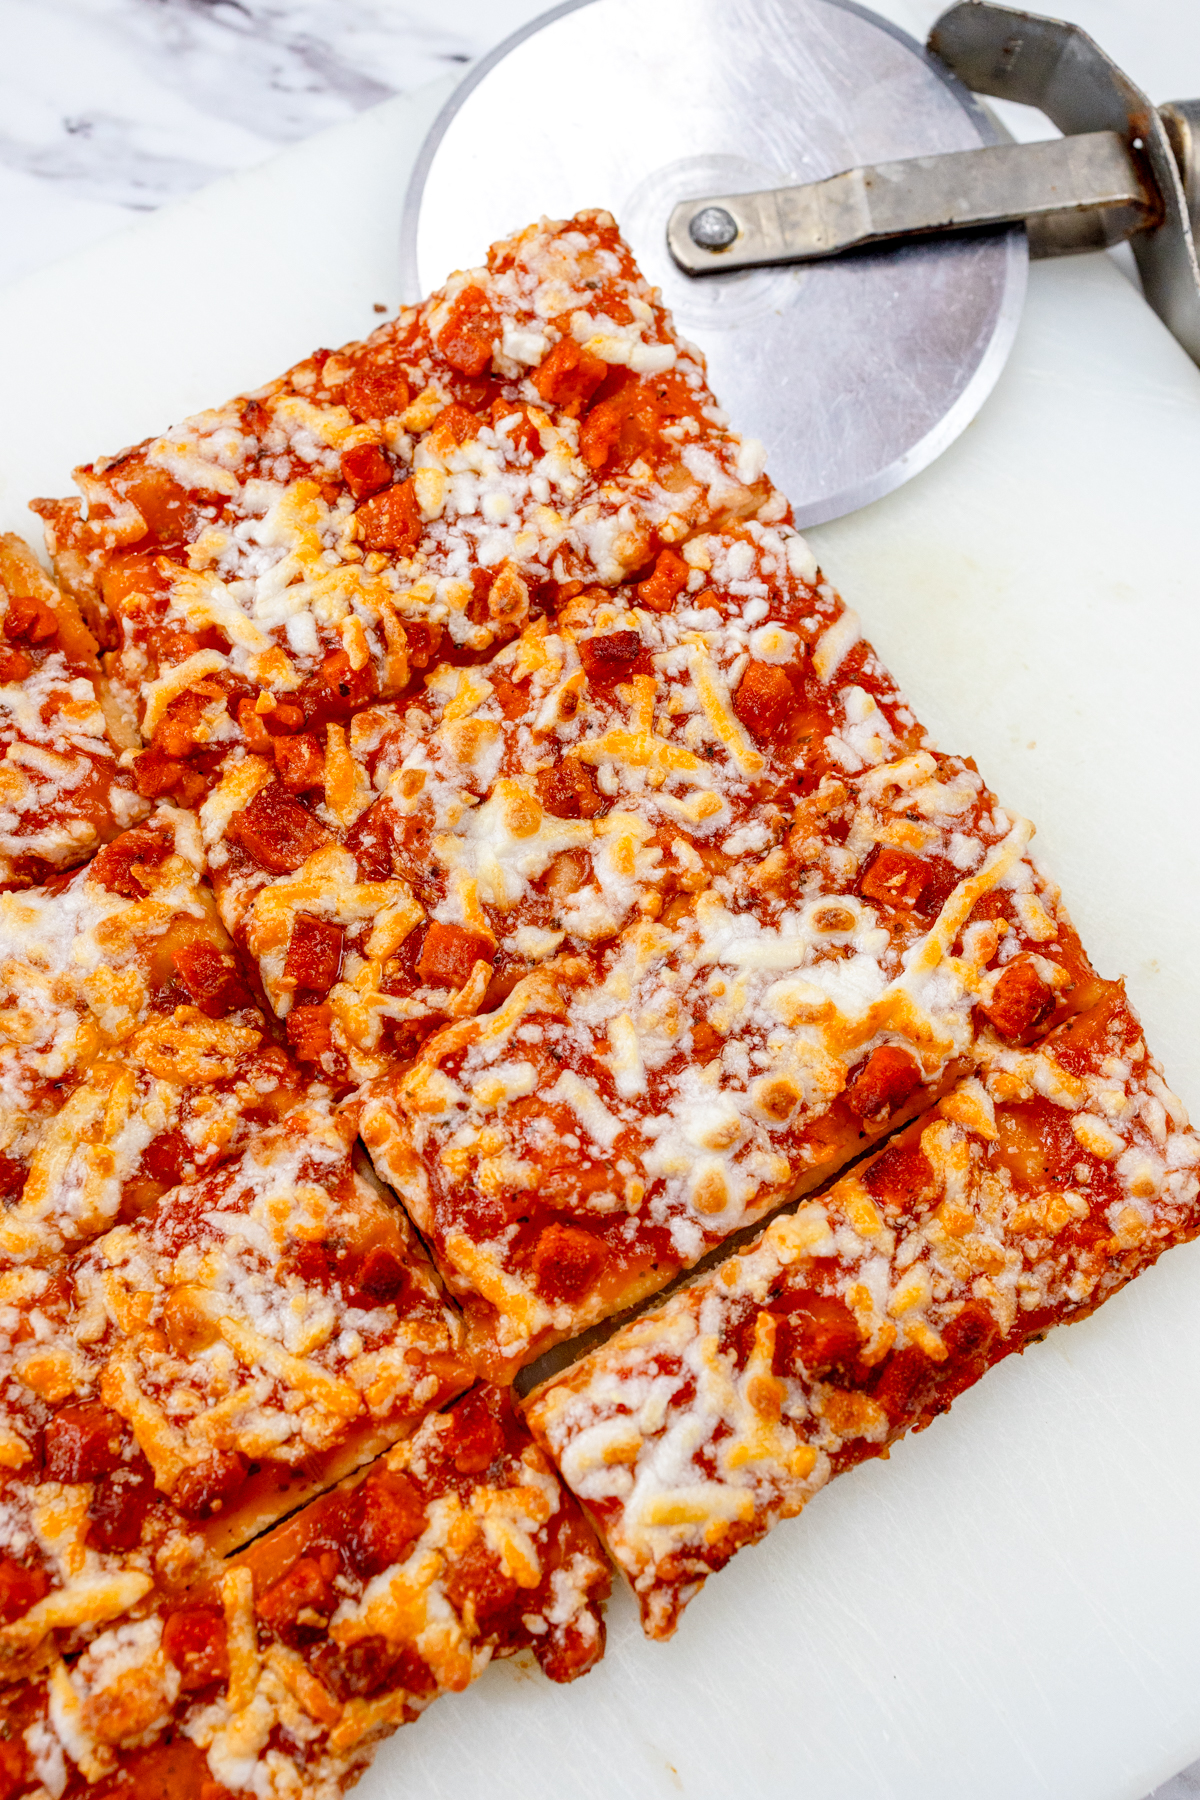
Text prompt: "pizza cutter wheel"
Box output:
[[403, 0, 1199, 527]]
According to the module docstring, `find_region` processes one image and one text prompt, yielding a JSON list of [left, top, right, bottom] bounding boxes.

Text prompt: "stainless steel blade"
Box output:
[[668, 131, 1154, 274]]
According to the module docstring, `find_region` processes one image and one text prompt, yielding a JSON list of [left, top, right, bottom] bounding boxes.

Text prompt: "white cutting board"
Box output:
[[1, 7, 1199, 1795]]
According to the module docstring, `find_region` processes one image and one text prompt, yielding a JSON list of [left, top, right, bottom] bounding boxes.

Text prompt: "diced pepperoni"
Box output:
[[578, 395, 625, 470], [446, 1387, 506, 1476], [0, 1738, 25, 1800], [416, 921, 496, 990], [432, 403, 482, 446], [339, 442, 392, 500], [845, 1046, 923, 1121], [173, 1450, 249, 1521], [530, 1222, 605, 1302], [286, 1002, 334, 1065], [343, 1472, 426, 1580], [578, 630, 642, 683], [355, 478, 423, 556], [3, 594, 57, 643], [91, 824, 173, 897], [983, 959, 1056, 1039], [257, 1555, 335, 1633], [863, 1143, 939, 1216], [635, 548, 689, 613], [0, 1154, 25, 1206], [771, 1291, 861, 1378], [314, 1637, 434, 1703], [536, 757, 604, 820], [873, 1344, 941, 1424], [532, 337, 607, 417], [162, 1606, 230, 1690], [226, 783, 330, 874], [283, 915, 344, 994], [444, 1537, 520, 1630], [152, 688, 218, 759], [0, 647, 31, 683], [132, 747, 192, 802], [138, 1129, 190, 1191], [272, 700, 306, 732], [44, 1403, 127, 1483], [733, 660, 796, 740], [0, 1556, 47, 1625], [235, 697, 272, 754], [437, 287, 497, 376], [345, 363, 410, 422], [859, 845, 935, 910], [172, 939, 252, 1016], [347, 1244, 407, 1309], [403, 621, 442, 670], [315, 649, 377, 714], [88, 1458, 157, 1553], [942, 1299, 1000, 1367]]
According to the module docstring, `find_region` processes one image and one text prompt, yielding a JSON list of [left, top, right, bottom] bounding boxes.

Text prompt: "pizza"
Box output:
[[524, 979, 1200, 1636], [0, 1386, 608, 1800], [0, 536, 145, 890], [3, 203, 1194, 1799], [0, 808, 303, 1268], [0, 1100, 470, 1692]]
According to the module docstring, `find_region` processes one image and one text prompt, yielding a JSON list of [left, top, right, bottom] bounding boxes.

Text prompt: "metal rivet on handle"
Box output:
[[689, 205, 738, 249]]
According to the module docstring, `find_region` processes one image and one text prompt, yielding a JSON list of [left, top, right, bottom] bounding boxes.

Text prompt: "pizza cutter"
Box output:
[[401, 0, 1200, 529]]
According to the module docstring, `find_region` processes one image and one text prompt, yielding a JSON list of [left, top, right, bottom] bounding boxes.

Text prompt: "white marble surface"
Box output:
[[1, 2, 1199, 1796]]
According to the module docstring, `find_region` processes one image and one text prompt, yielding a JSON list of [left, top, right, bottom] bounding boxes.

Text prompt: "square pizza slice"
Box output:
[[194, 518, 934, 1089], [0, 536, 146, 890], [359, 722, 1098, 1378], [0, 809, 305, 1272], [0, 1386, 609, 1800], [0, 1099, 473, 1688], [524, 979, 1200, 1637], [31, 211, 777, 821]]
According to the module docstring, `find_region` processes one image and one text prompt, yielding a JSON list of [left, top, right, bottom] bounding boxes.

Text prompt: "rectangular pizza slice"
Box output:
[[0, 809, 304, 1270], [194, 517, 935, 1088], [0, 1100, 473, 1686], [0, 1386, 609, 1800], [524, 979, 1200, 1637], [356, 649, 1098, 1377], [0, 536, 146, 890], [31, 211, 776, 822]]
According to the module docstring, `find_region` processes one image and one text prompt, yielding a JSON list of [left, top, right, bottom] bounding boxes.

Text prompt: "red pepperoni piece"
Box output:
[[173, 1450, 249, 1521], [536, 758, 604, 820], [90, 824, 174, 898], [445, 1387, 507, 1476], [635, 548, 690, 613], [845, 1046, 923, 1121], [733, 661, 796, 741], [532, 338, 607, 417], [530, 1222, 606, 1303], [416, 922, 496, 990], [344, 363, 410, 422], [858, 845, 935, 910], [436, 287, 498, 377], [256, 1555, 335, 1633], [286, 1002, 334, 1066], [172, 939, 252, 1017], [578, 630, 643, 683], [0, 1556, 47, 1625], [342, 1471, 426, 1581], [339, 442, 392, 500], [771, 1290, 861, 1378], [283, 915, 344, 995], [44, 1403, 127, 1484], [162, 1606, 230, 1691], [983, 959, 1056, 1039], [226, 783, 330, 874], [2, 594, 57, 643], [863, 1143, 940, 1216], [355, 477, 423, 556]]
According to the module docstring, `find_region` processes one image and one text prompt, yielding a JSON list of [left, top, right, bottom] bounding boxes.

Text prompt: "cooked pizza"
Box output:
[[0, 536, 145, 890], [358, 720, 1098, 1378], [31, 211, 776, 825], [0, 1099, 471, 1688], [524, 980, 1200, 1637], [0, 198, 1192, 1799], [0, 810, 305, 1268], [0, 1385, 609, 1800], [196, 520, 930, 1087]]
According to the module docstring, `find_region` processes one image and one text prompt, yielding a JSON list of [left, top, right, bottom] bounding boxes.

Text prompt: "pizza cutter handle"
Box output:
[[667, 2, 1200, 368]]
